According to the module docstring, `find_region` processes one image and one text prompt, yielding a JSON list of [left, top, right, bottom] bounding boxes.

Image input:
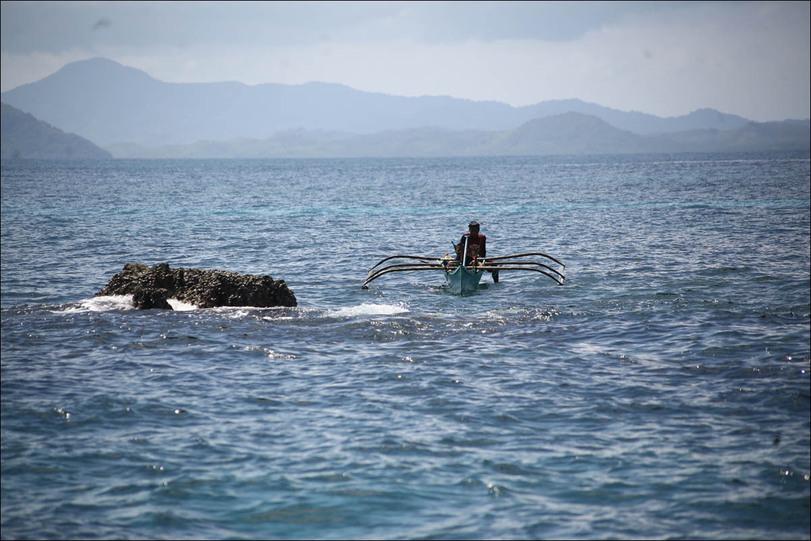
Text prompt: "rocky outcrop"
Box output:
[[98, 263, 297, 309], [132, 287, 172, 309]]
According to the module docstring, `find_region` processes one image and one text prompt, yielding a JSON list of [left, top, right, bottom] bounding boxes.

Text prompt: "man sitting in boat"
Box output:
[[456, 220, 486, 262], [455, 221, 499, 282]]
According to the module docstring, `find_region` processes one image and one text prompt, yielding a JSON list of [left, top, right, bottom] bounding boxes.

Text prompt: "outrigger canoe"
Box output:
[[444, 262, 485, 295], [361, 238, 565, 294]]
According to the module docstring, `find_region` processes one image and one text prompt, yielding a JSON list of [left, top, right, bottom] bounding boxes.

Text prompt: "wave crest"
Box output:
[[329, 303, 409, 318]]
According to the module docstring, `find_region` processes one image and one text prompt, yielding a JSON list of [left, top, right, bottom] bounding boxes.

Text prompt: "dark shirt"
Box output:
[[457, 232, 486, 262]]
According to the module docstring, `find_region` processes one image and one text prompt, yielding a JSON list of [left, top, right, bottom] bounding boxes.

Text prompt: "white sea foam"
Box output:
[[210, 306, 268, 319], [329, 303, 409, 318], [167, 299, 198, 311], [58, 295, 199, 313], [60, 295, 136, 313]]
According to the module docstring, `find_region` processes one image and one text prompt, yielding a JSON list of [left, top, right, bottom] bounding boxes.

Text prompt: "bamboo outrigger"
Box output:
[[361, 237, 565, 294]]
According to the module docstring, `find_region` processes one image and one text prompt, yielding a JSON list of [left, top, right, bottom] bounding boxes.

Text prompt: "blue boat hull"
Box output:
[[444, 265, 484, 295]]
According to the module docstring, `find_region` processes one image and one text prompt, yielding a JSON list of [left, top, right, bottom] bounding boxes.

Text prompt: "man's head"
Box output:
[[468, 220, 480, 235]]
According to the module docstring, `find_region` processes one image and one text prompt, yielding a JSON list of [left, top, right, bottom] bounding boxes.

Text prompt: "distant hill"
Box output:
[[1, 102, 111, 160], [643, 119, 811, 153], [520, 101, 750, 135], [2, 57, 761, 147], [489, 112, 648, 155], [106, 112, 810, 159]]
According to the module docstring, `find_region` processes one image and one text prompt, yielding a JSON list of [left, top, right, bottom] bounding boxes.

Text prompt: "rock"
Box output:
[[98, 262, 297, 309], [132, 287, 172, 310]]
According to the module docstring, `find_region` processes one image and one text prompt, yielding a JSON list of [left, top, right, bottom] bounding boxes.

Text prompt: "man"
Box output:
[[455, 220, 498, 282], [456, 220, 486, 263]]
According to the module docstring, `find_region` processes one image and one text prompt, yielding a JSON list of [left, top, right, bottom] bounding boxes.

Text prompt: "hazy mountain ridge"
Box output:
[[1, 102, 112, 159], [3, 58, 808, 158], [2, 58, 780, 148], [106, 113, 810, 159]]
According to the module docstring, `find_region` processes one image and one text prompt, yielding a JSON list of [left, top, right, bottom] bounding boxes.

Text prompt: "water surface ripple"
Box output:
[[2, 154, 809, 539]]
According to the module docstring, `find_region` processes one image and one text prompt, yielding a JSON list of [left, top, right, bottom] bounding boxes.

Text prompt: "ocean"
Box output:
[[1, 153, 809, 539]]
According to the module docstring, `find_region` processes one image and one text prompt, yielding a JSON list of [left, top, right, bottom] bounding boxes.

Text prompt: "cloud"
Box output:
[[0, 1, 688, 53], [92, 17, 112, 31]]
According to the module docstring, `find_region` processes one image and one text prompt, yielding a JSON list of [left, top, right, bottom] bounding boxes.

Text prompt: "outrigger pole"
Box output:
[[360, 248, 566, 290], [362, 263, 564, 288], [368, 254, 445, 272], [484, 252, 565, 268], [481, 260, 565, 282], [362, 265, 445, 289], [474, 266, 564, 285]]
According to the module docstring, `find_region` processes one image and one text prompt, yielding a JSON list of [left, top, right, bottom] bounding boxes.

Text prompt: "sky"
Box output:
[[1, 1, 809, 121]]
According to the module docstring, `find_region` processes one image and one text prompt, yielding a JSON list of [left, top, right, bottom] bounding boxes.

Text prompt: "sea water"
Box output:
[[1, 153, 809, 539]]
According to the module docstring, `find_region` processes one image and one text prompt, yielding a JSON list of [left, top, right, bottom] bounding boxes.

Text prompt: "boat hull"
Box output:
[[444, 265, 484, 295]]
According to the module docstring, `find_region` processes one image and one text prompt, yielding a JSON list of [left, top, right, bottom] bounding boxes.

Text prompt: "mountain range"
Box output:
[[103, 113, 810, 159], [1, 102, 111, 159], [1, 57, 808, 159]]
